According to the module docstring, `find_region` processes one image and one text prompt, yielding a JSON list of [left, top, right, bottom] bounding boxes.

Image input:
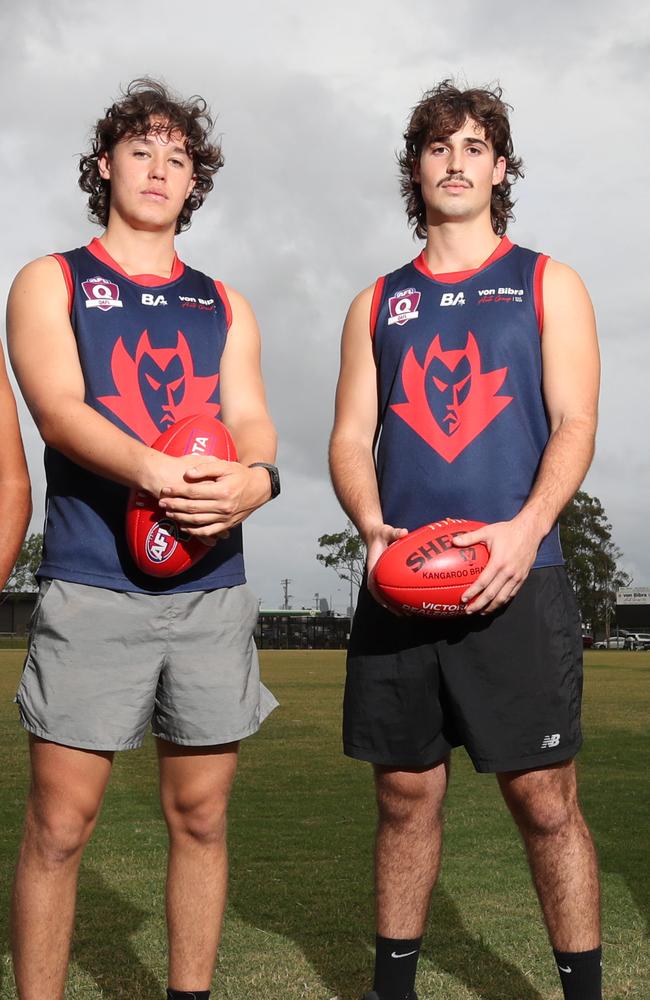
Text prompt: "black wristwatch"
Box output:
[[249, 462, 281, 499]]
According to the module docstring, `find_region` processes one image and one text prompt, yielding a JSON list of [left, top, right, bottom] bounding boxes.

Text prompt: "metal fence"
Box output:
[[255, 614, 351, 649]]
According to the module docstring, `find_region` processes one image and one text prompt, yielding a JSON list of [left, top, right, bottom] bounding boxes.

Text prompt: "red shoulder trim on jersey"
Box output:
[[51, 254, 74, 314], [369, 276, 385, 339], [214, 280, 233, 331], [534, 254, 549, 335], [87, 237, 185, 286], [412, 236, 514, 284]]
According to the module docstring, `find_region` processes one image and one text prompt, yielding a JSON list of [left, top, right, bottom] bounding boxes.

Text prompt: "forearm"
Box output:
[[229, 415, 277, 466], [516, 415, 596, 539], [227, 415, 278, 510], [0, 476, 32, 589], [329, 432, 384, 544], [36, 398, 166, 494]]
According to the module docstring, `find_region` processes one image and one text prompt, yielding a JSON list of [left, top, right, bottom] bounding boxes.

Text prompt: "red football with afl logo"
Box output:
[[126, 415, 238, 578], [371, 517, 489, 616]]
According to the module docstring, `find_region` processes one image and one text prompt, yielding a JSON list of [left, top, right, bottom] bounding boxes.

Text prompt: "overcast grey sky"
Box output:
[[1, 0, 648, 611]]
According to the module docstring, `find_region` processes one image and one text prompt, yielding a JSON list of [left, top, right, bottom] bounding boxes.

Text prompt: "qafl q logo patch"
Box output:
[[388, 288, 420, 326], [145, 519, 179, 564], [82, 276, 123, 311]]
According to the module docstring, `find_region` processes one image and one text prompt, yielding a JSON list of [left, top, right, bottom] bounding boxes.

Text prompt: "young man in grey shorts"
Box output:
[[7, 79, 279, 1000]]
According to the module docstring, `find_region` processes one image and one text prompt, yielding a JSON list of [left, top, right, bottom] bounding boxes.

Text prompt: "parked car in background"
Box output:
[[593, 635, 627, 649], [623, 632, 650, 650], [582, 635, 594, 649]]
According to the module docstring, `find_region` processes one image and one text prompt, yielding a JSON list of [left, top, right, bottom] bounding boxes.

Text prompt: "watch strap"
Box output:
[[249, 462, 281, 499]]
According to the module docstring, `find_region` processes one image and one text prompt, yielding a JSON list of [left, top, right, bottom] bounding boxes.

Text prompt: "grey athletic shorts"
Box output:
[[15, 579, 278, 751]]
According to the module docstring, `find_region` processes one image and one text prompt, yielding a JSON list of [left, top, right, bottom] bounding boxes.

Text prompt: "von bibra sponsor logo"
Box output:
[[178, 295, 216, 311], [477, 287, 524, 304], [388, 288, 420, 326], [82, 276, 123, 311]]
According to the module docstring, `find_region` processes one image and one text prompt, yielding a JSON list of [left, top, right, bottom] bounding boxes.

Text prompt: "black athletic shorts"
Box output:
[[343, 566, 583, 773]]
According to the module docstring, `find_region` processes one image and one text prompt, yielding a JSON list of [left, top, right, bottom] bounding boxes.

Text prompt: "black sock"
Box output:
[[553, 946, 602, 1000], [166, 991, 210, 1000], [373, 934, 422, 1000]]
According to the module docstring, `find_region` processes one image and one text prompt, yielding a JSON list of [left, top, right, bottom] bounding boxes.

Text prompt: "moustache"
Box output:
[[438, 176, 473, 188]]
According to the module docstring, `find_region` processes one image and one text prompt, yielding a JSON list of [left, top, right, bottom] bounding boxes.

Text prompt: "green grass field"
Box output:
[[0, 650, 648, 999]]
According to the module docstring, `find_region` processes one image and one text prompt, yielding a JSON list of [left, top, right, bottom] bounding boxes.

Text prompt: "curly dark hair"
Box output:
[[398, 80, 524, 238], [78, 77, 224, 234]]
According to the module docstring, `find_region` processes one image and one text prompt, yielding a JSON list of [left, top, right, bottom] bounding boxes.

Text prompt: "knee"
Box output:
[[164, 793, 229, 846], [376, 771, 444, 829], [503, 783, 579, 839], [24, 801, 96, 866]]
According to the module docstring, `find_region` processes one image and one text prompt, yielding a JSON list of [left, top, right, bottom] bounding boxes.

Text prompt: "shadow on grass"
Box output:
[[0, 863, 163, 1000], [228, 830, 543, 1000], [423, 887, 543, 1000], [72, 866, 165, 999], [581, 729, 650, 937]]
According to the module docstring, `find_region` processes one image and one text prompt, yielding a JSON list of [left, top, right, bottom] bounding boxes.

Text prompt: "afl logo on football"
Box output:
[[146, 519, 179, 563], [388, 288, 420, 326], [82, 276, 123, 311]]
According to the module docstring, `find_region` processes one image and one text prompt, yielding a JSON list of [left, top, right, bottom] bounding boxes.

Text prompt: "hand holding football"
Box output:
[[126, 414, 237, 578], [371, 517, 489, 616]]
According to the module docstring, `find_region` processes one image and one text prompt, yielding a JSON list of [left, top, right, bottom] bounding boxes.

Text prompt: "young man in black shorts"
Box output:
[[330, 81, 601, 1000], [8, 79, 279, 1000]]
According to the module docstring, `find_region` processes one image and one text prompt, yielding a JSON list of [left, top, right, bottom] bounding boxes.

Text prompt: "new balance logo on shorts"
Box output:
[[540, 733, 561, 749]]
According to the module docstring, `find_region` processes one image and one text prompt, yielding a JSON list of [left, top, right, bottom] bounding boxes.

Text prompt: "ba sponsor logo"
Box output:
[[540, 733, 561, 749], [388, 288, 420, 326], [440, 291, 465, 307], [82, 276, 123, 311], [142, 293, 168, 307], [146, 519, 179, 563]]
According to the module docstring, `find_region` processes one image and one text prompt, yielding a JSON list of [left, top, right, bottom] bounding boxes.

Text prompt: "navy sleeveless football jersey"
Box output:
[[372, 237, 563, 568], [38, 238, 245, 592]]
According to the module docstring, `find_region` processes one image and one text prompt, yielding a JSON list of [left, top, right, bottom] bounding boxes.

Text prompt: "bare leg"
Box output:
[[498, 759, 600, 951], [374, 758, 450, 937], [11, 737, 113, 1000], [158, 740, 239, 991]]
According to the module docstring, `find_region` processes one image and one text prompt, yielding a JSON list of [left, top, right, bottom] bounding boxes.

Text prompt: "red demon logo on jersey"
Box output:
[[98, 330, 220, 444], [391, 332, 512, 463]]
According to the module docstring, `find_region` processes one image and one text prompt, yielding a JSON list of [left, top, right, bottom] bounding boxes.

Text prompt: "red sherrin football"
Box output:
[[126, 415, 238, 578], [371, 517, 489, 616]]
